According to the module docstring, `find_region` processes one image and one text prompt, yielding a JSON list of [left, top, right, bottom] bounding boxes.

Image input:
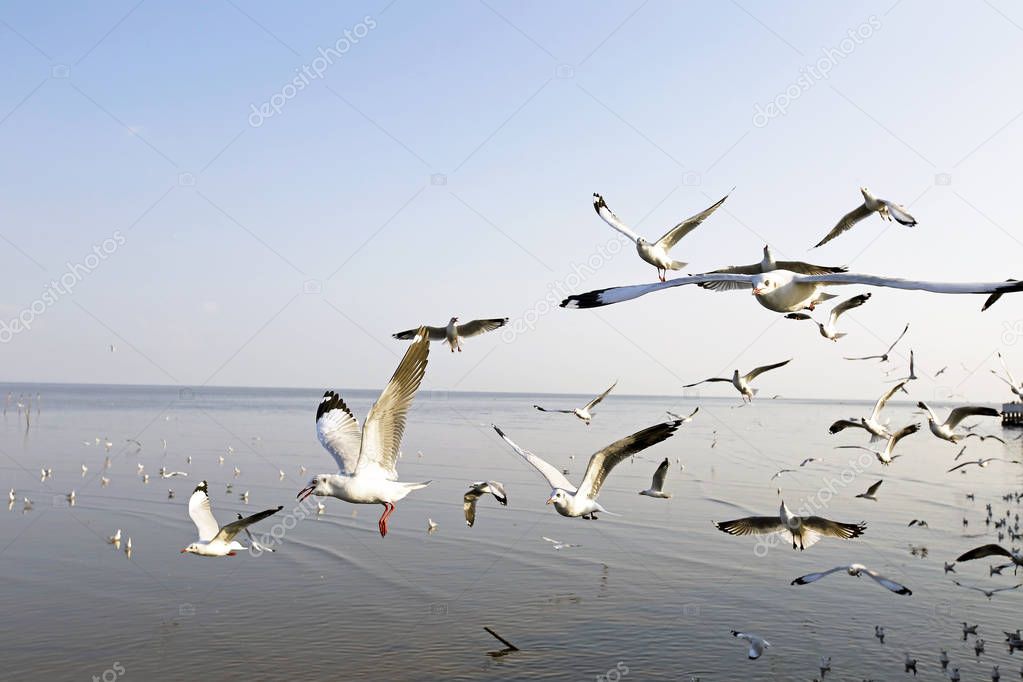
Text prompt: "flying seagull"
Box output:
[[493, 421, 680, 519], [638, 457, 672, 498], [730, 630, 770, 660], [991, 352, 1023, 399], [790, 563, 912, 595], [845, 323, 910, 362], [560, 271, 1023, 314], [714, 501, 866, 550], [855, 480, 883, 501], [180, 481, 282, 557], [829, 380, 909, 441], [917, 402, 1000, 443], [948, 458, 1013, 473], [542, 536, 581, 551], [813, 187, 917, 248], [785, 293, 871, 341], [392, 317, 507, 353], [297, 327, 432, 537], [952, 580, 1022, 599], [955, 544, 1023, 573], [682, 359, 790, 403], [665, 406, 699, 422], [837, 423, 921, 466], [533, 380, 617, 425], [463, 480, 507, 527], [591, 191, 729, 281], [698, 245, 847, 292]]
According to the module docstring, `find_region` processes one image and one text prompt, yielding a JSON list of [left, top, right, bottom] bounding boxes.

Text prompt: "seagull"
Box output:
[[976, 638, 986, 655], [107, 529, 122, 545], [81, 464, 88, 477], [813, 187, 917, 248], [875, 625, 885, 644], [181, 481, 282, 557], [917, 402, 1000, 443], [159, 468, 188, 478], [698, 245, 847, 292], [463, 480, 507, 527], [426, 518, 438, 534], [235, 513, 275, 553], [790, 563, 912, 595], [784, 293, 871, 341], [855, 480, 883, 501], [944, 561, 956, 573], [713, 500, 866, 550], [819, 656, 831, 677], [493, 420, 680, 519], [935, 365, 948, 377], [665, 406, 699, 422], [533, 380, 617, 425], [940, 648, 949, 669], [542, 536, 581, 551], [837, 423, 921, 466], [799, 457, 822, 467], [908, 519, 928, 527], [963, 622, 979, 637], [730, 630, 770, 659], [991, 352, 1023, 399], [682, 359, 791, 403], [770, 468, 796, 481], [904, 652, 917, 675], [845, 324, 910, 362], [638, 458, 672, 498], [948, 458, 1011, 473], [955, 544, 1023, 573], [560, 270, 1023, 314], [953, 580, 1022, 599], [591, 191, 729, 281], [297, 327, 432, 537], [392, 317, 508, 353], [7, 488, 14, 503], [965, 433, 1007, 444]]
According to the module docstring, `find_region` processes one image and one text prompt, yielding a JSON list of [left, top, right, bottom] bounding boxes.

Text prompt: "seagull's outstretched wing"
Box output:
[[562, 273, 755, 308], [649, 457, 670, 492], [653, 192, 729, 250], [802, 517, 867, 540], [743, 359, 791, 383], [790, 565, 846, 584], [857, 480, 883, 498], [213, 506, 283, 543], [188, 481, 220, 542], [493, 425, 576, 492], [829, 293, 871, 326], [393, 326, 446, 340], [956, 544, 1013, 562], [881, 200, 916, 226], [583, 380, 617, 411], [861, 566, 912, 594], [463, 481, 508, 528], [829, 419, 869, 435], [316, 391, 362, 474], [532, 405, 574, 414], [814, 202, 874, 248], [945, 406, 999, 429], [682, 377, 731, 388], [592, 193, 642, 243], [356, 327, 430, 478], [774, 260, 848, 276], [577, 421, 681, 500], [456, 318, 508, 338], [795, 273, 1023, 297], [714, 516, 785, 536]]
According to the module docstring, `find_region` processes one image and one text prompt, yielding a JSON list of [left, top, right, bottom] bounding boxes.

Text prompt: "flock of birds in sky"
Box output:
[[10, 184, 1023, 679]]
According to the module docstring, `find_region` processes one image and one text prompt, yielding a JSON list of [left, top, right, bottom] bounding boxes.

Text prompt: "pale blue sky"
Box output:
[[3, 1, 1023, 400]]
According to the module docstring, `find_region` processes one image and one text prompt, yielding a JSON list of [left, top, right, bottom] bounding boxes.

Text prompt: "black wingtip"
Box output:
[[193, 480, 208, 494], [316, 390, 345, 422], [560, 288, 610, 309]]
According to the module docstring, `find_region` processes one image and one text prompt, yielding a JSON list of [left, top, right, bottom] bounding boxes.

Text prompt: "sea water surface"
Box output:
[[1, 382, 1021, 681]]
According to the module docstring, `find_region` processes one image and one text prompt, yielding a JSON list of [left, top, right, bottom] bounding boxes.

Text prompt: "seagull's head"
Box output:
[[180, 542, 200, 555], [859, 186, 871, 198], [751, 273, 777, 297], [297, 475, 328, 502], [450, 316, 459, 324], [546, 488, 570, 510]]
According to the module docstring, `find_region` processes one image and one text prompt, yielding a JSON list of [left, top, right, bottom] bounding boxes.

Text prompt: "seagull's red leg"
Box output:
[[378, 502, 396, 537]]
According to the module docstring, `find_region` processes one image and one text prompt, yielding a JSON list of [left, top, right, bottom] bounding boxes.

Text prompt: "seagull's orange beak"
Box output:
[[297, 484, 315, 501], [545, 497, 553, 505], [180, 548, 187, 554], [751, 288, 762, 296]]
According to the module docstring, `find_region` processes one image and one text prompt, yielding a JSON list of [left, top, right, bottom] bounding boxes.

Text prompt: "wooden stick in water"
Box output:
[[483, 626, 519, 651]]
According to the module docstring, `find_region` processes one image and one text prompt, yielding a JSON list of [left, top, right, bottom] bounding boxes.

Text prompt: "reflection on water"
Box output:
[[1, 383, 1021, 680]]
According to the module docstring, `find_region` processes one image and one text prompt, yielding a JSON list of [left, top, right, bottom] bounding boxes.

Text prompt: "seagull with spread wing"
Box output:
[[533, 380, 617, 425], [991, 352, 1023, 400], [845, 323, 909, 362], [791, 563, 912, 595], [952, 580, 1022, 600], [638, 457, 672, 499], [699, 245, 847, 292], [492, 421, 680, 519], [392, 317, 507, 353], [683, 359, 790, 403], [714, 500, 866, 550], [730, 630, 770, 659], [665, 406, 699, 422], [785, 293, 871, 341], [856, 480, 883, 501], [297, 327, 432, 537], [591, 191, 729, 281], [837, 423, 921, 466], [180, 481, 282, 557], [948, 458, 1016, 473], [917, 402, 1000, 443], [463, 481, 507, 528], [956, 544, 1023, 573], [829, 380, 909, 442], [813, 187, 917, 248]]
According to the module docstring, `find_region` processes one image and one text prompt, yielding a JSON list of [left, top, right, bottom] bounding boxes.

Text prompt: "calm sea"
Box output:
[[1, 382, 1020, 680]]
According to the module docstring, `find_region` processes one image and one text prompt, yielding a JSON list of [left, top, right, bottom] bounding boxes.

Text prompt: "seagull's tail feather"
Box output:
[[816, 292, 839, 303], [833, 332, 847, 340], [403, 480, 432, 491], [667, 260, 687, 271]]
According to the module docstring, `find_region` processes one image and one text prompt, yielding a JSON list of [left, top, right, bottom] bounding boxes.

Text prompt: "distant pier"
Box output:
[[1003, 402, 1023, 427]]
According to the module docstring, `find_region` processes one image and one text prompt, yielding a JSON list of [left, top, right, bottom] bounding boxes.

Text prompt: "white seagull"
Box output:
[[948, 458, 1015, 473], [813, 187, 917, 248], [917, 402, 1000, 443], [785, 293, 871, 341], [392, 317, 507, 353], [952, 580, 1022, 599], [790, 563, 912, 595], [665, 407, 699, 422], [159, 467, 188, 478], [591, 191, 729, 281], [837, 423, 921, 466], [682, 359, 790, 403], [956, 544, 1023, 573], [991, 352, 1023, 399], [829, 380, 909, 441], [714, 501, 866, 550], [493, 421, 681, 519], [463, 480, 508, 527], [855, 480, 883, 501], [638, 457, 672, 499], [533, 380, 617, 425], [180, 481, 282, 557], [730, 630, 770, 659], [297, 327, 432, 537], [560, 271, 1023, 314], [699, 245, 847, 292]]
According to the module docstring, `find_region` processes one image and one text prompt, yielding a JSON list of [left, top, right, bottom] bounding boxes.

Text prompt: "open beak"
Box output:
[[297, 484, 315, 501]]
